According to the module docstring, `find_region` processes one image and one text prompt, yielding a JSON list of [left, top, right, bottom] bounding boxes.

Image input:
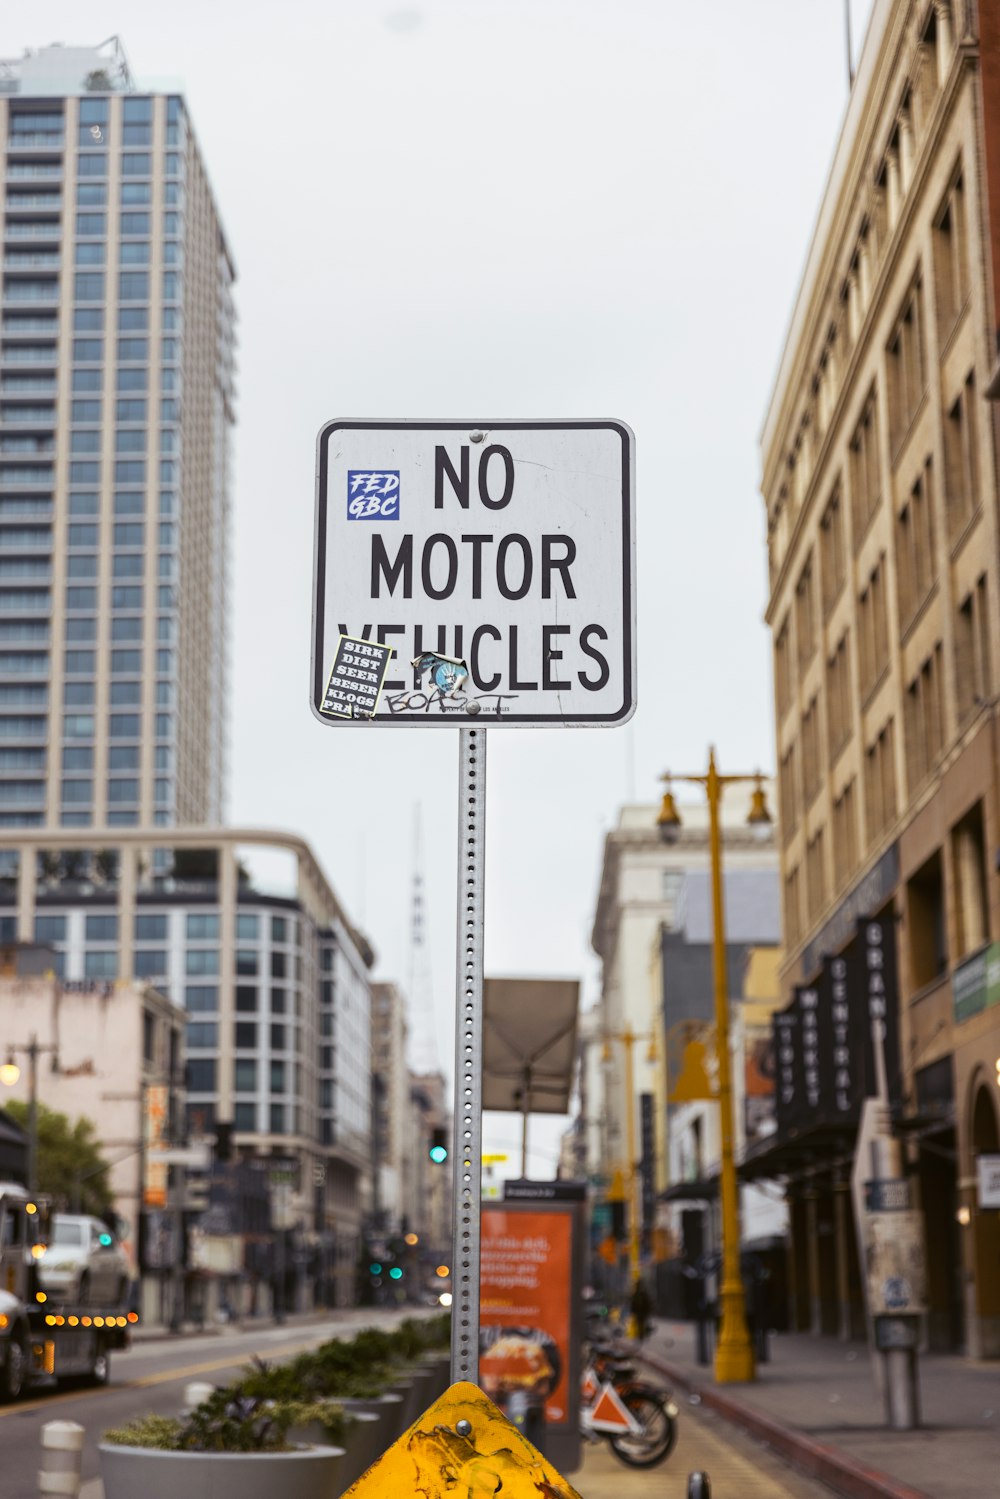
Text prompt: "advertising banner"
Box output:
[[480, 1201, 581, 1471]]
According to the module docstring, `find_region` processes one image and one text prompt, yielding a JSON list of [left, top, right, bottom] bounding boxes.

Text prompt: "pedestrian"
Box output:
[[630, 1276, 653, 1341]]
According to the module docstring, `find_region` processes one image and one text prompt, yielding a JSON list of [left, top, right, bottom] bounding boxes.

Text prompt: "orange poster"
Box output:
[[479, 1206, 574, 1429]]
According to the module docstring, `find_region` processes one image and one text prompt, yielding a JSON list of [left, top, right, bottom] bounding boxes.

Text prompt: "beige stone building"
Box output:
[[760, 0, 1000, 1355]]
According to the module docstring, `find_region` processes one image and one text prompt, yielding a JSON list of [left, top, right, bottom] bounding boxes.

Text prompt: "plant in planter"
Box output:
[[100, 1390, 345, 1499]]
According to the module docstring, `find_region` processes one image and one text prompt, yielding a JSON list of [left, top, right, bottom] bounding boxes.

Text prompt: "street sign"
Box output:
[[311, 419, 635, 727]]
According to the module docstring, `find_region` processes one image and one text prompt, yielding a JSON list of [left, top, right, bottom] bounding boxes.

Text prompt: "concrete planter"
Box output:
[[387, 1364, 436, 1428], [98, 1442, 345, 1499], [420, 1352, 451, 1400], [341, 1391, 405, 1444]]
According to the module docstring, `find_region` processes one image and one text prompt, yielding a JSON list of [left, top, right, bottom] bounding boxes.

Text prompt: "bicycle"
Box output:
[[579, 1327, 679, 1468]]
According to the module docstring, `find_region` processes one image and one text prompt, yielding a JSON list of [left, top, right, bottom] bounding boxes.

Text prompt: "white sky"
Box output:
[[20, 0, 874, 1175]]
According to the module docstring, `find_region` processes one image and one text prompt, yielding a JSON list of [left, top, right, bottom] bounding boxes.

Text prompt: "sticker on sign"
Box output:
[[311, 419, 635, 726]]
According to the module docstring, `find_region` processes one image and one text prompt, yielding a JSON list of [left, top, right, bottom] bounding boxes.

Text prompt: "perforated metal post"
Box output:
[[451, 725, 485, 1384]]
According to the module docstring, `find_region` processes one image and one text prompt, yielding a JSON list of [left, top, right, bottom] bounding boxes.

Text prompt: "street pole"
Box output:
[[27, 1034, 39, 1199], [623, 1028, 640, 1284], [705, 752, 754, 1383]]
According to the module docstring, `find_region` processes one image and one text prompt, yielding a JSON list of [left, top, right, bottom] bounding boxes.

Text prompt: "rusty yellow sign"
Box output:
[[343, 1380, 582, 1499]]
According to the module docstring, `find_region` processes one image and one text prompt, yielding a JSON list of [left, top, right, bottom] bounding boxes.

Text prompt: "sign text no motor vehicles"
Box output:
[[311, 419, 635, 727]]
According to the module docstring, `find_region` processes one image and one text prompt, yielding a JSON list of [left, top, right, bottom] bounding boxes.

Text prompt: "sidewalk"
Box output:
[[641, 1321, 1000, 1499]]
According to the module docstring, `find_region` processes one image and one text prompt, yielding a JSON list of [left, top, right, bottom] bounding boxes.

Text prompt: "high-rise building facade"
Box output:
[[760, 0, 1000, 1355], [0, 39, 234, 831]]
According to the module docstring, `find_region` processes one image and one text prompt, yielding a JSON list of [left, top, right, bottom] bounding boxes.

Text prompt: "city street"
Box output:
[[0, 1307, 388, 1499], [2, 1309, 836, 1499]]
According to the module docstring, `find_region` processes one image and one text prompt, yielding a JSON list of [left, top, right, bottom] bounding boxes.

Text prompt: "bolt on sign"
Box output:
[[311, 420, 636, 726]]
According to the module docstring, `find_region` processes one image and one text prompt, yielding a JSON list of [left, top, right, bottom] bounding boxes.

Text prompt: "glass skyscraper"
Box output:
[[0, 39, 235, 831]]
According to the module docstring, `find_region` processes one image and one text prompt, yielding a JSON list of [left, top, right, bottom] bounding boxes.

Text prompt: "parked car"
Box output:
[[38, 1214, 131, 1305]]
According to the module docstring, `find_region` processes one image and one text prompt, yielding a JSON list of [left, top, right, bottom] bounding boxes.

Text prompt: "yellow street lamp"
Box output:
[[603, 1024, 659, 1283], [1, 1035, 59, 1197], [657, 749, 772, 1385]]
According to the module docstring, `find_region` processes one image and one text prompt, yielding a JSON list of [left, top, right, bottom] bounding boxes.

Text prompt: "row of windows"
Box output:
[[74, 211, 183, 237], [60, 461, 179, 485], [68, 432, 179, 458], [67, 400, 179, 423], [65, 585, 176, 612], [60, 712, 173, 740], [62, 152, 185, 180], [58, 778, 171, 805], [74, 241, 182, 267], [62, 680, 173, 706], [35, 912, 295, 943], [59, 745, 172, 772], [71, 371, 181, 398], [71, 272, 183, 308], [77, 181, 183, 209]]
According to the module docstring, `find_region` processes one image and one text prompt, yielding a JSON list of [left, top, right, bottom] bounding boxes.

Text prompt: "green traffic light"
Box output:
[[369, 1262, 382, 1275], [389, 1267, 403, 1280], [429, 1145, 448, 1164]]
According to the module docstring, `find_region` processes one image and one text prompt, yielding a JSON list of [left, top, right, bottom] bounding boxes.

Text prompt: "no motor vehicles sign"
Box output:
[[310, 419, 635, 726]]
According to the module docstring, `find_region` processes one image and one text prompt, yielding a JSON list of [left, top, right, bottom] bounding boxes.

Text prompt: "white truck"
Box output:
[[0, 1181, 134, 1398]]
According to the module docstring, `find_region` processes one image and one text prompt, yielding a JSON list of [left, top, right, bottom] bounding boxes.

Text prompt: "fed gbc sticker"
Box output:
[[347, 470, 399, 520]]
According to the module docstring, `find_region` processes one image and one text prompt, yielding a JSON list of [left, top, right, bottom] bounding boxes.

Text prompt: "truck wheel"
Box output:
[[89, 1342, 110, 1387], [1, 1336, 26, 1401]]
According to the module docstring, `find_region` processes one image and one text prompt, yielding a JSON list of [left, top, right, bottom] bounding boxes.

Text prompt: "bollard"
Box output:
[[687, 1473, 712, 1499], [39, 1421, 84, 1499], [182, 1380, 216, 1414]]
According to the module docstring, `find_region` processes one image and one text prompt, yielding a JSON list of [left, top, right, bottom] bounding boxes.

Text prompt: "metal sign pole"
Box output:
[[451, 724, 485, 1384]]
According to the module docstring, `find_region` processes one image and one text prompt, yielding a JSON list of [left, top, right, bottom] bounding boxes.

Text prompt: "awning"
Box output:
[[482, 977, 580, 1115], [660, 1177, 718, 1204], [738, 1122, 858, 1183]]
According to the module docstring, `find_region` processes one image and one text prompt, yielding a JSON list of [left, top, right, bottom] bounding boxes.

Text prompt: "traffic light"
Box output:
[[429, 1127, 448, 1165]]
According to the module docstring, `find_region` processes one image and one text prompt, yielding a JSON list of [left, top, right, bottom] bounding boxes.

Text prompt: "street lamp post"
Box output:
[[1, 1034, 59, 1198], [657, 747, 771, 1385], [603, 1025, 658, 1286]]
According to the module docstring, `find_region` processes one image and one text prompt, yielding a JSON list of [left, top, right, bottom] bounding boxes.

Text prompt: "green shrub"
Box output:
[[103, 1414, 183, 1450]]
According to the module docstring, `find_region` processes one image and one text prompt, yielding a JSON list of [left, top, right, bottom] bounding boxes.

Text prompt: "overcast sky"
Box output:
[[20, 1, 874, 1173]]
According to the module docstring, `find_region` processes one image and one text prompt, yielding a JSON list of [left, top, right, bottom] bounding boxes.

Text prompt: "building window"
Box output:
[[849, 388, 881, 544], [269, 1103, 285, 1133], [831, 779, 858, 892], [952, 802, 989, 960], [895, 460, 936, 633], [955, 574, 990, 722], [270, 1023, 286, 1050], [85, 914, 117, 941], [864, 718, 897, 843], [236, 948, 258, 976], [234, 1059, 257, 1093], [35, 915, 66, 943], [805, 827, 826, 921], [774, 614, 792, 719], [795, 553, 816, 672], [270, 1060, 286, 1093], [904, 644, 944, 789], [186, 1022, 217, 1049], [185, 986, 218, 1013], [234, 1103, 256, 1131], [236, 986, 257, 1012], [779, 740, 798, 843], [186, 1059, 216, 1093], [135, 913, 167, 940], [134, 949, 167, 979], [186, 913, 219, 940], [933, 166, 968, 343], [820, 485, 846, 617], [944, 371, 978, 539], [886, 276, 926, 456], [907, 850, 947, 990], [825, 632, 852, 763], [271, 916, 287, 943], [235, 912, 258, 940], [270, 989, 286, 1014], [801, 696, 822, 807], [858, 555, 889, 700], [185, 948, 219, 976], [784, 864, 802, 949], [84, 949, 118, 979]]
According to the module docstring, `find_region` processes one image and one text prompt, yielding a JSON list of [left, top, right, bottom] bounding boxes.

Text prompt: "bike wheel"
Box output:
[[608, 1386, 678, 1469]]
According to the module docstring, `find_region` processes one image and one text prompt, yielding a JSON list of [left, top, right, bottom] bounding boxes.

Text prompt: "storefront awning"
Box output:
[[661, 1177, 718, 1203]]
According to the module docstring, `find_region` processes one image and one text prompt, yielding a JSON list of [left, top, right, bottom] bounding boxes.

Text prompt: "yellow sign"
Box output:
[[606, 1168, 626, 1202], [481, 1153, 508, 1164], [344, 1380, 582, 1499], [669, 1039, 716, 1103]]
